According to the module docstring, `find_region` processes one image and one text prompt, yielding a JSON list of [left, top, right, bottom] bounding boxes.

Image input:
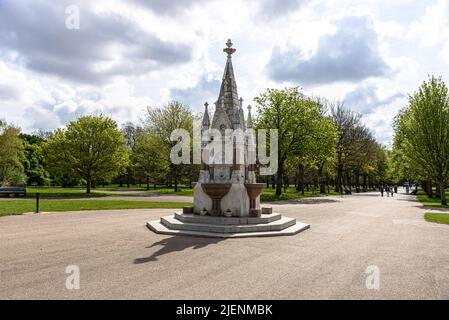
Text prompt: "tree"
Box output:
[[306, 98, 338, 194], [132, 130, 168, 189], [254, 87, 338, 197], [330, 102, 381, 192], [143, 101, 194, 192], [121, 122, 143, 187], [20, 133, 50, 186], [43, 115, 129, 193], [0, 120, 26, 186], [393, 76, 449, 205]]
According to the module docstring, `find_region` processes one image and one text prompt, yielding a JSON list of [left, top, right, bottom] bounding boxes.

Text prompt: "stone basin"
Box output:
[[244, 183, 265, 217], [201, 183, 232, 216], [244, 183, 265, 198]]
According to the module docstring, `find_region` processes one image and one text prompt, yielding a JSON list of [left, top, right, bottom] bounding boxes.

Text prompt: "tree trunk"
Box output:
[[425, 180, 433, 197], [86, 175, 91, 194], [146, 175, 150, 190], [439, 182, 447, 206], [174, 165, 178, 192], [126, 167, 131, 188], [345, 172, 351, 192], [336, 164, 343, 193], [318, 162, 326, 194], [298, 163, 305, 195], [275, 162, 284, 197], [435, 182, 441, 199], [295, 171, 298, 190]]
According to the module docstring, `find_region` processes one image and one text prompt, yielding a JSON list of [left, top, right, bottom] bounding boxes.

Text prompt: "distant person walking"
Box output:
[[380, 185, 384, 197], [386, 185, 390, 197], [391, 186, 394, 197]]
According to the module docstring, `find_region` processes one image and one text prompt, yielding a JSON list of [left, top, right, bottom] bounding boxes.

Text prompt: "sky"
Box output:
[[0, 0, 448, 146]]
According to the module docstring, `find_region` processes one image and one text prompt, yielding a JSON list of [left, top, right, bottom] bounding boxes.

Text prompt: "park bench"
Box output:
[[0, 187, 27, 197]]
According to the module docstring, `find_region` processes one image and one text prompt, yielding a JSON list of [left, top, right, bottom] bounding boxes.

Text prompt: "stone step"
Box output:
[[147, 220, 310, 238], [174, 212, 282, 225], [160, 215, 296, 234]]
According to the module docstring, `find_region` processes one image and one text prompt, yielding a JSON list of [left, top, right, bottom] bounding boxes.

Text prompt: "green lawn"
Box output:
[[26, 185, 195, 198], [96, 184, 193, 193], [1, 184, 348, 217], [26, 186, 108, 198], [424, 212, 449, 225], [0, 200, 192, 217], [25, 185, 344, 201], [416, 192, 449, 208], [95, 185, 150, 191]]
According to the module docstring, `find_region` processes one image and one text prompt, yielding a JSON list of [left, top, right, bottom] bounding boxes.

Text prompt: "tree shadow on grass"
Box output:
[[394, 198, 422, 205], [134, 236, 224, 264], [395, 196, 449, 212], [267, 198, 339, 206]]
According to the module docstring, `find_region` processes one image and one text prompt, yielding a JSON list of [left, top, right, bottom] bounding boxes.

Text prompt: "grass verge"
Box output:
[[416, 192, 449, 208], [25, 187, 108, 198], [0, 200, 192, 217], [424, 212, 449, 225]]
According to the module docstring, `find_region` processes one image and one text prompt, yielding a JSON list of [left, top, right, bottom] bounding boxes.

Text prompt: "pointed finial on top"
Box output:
[[247, 105, 253, 128], [223, 39, 236, 57], [202, 101, 210, 127]]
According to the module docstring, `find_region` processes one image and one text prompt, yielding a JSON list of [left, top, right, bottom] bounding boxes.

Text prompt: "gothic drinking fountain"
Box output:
[[146, 39, 310, 237]]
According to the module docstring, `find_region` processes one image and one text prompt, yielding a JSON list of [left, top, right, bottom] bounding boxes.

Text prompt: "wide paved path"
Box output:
[[1, 191, 449, 299]]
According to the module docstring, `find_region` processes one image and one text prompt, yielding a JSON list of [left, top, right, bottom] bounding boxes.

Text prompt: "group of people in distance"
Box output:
[[380, 184, 398, 197]]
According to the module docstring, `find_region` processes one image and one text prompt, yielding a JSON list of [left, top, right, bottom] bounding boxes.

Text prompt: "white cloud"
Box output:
[[0, 0, 448, 146]]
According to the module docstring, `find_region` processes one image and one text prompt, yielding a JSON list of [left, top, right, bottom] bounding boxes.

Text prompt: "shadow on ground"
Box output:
[[418, 206, 449, 212], [393, 195, 449, 212], [134, 236, 224, 263], [269, 198, 340, 205]]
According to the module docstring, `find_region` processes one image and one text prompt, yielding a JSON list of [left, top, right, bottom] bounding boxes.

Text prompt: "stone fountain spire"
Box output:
[[215, 39, 240, 128]]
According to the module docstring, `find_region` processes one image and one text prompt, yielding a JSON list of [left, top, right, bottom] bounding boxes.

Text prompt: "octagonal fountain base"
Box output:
[[146, 212, 310, 238]]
